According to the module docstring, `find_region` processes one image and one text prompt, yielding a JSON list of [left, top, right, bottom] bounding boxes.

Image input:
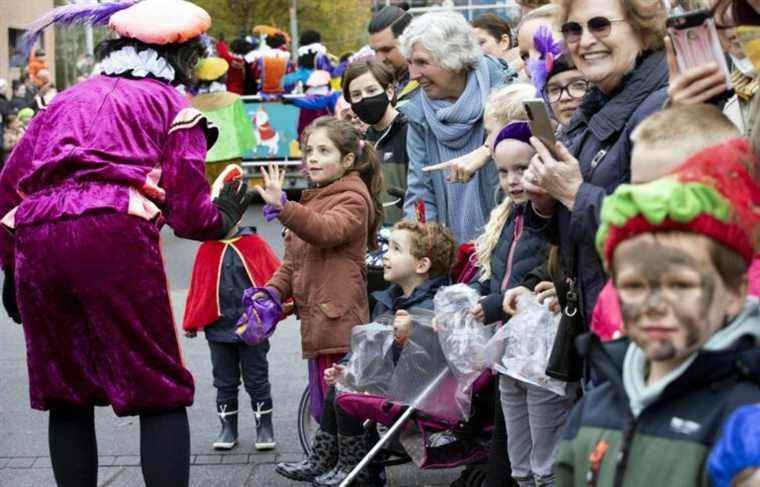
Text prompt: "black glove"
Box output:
[[3, 269, 21, 324], [213, 180, 252, 239]]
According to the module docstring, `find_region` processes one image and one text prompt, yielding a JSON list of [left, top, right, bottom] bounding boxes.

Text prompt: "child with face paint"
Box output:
[[555, 139, 760, 487], [468, 121, 577, 487], [341, 58, 408, 225], [254, 116, 384, 424], [589, 104, 760, 342]]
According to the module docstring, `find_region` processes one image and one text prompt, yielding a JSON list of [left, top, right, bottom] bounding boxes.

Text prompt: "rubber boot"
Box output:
[[254, 399, 276, 451], [312, 434, 370, 486], [212, 400, 238, 450], [274, 428, 338, 482]]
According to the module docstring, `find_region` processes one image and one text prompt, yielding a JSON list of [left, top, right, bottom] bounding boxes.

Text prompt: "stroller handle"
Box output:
[[382, 187, 406, 209]]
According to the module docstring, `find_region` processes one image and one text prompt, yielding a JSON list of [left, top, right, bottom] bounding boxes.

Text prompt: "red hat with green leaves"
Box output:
[[596, 138, 760, 271]]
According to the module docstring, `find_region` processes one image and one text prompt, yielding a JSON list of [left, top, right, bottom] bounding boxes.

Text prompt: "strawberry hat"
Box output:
[[597, 138, 760, 271]]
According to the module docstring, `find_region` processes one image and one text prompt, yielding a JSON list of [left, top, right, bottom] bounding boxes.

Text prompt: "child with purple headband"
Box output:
[[469, 119, 576, 486]]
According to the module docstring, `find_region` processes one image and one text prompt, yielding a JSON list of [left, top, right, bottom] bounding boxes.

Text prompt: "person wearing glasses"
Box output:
[[521, 0, 670, 331], [526, 26, 590, 129]]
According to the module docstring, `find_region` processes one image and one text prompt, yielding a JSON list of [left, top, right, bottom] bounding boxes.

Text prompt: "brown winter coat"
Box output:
[[267, 172, 373, 358]]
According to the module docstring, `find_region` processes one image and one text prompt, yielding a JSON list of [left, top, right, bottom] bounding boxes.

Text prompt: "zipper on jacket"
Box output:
[[613, 417, 639, 487], [501, 213, 524, 291]]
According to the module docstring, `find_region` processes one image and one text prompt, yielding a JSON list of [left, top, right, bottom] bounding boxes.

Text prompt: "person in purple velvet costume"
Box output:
[[0, 1, 252, 486]]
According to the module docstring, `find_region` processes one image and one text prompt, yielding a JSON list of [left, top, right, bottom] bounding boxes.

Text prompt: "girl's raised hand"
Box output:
[[255, 163, 286, 209]]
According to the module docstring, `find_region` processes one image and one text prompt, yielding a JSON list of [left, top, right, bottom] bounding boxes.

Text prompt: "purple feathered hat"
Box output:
[[526, 26, 564, 98], [21, 1, 138, 58]]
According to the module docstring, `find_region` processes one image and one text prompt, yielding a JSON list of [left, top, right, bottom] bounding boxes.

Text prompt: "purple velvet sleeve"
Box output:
[[0, 118, 43, 270], [159, 124, 223, 241]]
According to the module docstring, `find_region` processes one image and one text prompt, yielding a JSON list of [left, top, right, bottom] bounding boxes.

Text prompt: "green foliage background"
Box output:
[[194, 0, 373, 57]]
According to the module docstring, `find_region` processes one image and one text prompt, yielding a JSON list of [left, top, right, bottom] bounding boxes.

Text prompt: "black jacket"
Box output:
[[471, 203, 549, 324], [556, 332, 760, 487], [530, 51, 669, 326], [365, 112, 408, 225]]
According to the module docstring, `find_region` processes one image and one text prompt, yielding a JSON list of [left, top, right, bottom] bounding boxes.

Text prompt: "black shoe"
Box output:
[[254, 399, 276, 450], [312, 434, 370, 486], [275, 428, 338, 482], [213, 400, 239, 450]]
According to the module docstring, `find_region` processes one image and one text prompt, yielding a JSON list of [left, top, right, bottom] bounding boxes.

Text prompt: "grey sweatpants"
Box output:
[[499, 375, 576, 487]]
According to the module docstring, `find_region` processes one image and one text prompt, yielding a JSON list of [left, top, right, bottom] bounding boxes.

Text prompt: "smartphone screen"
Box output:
[[666, 9, 732, 86], [523, 99, 556, 149]]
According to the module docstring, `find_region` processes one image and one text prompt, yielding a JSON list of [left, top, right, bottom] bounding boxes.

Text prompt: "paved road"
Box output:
[[0, 205, 461, 486]]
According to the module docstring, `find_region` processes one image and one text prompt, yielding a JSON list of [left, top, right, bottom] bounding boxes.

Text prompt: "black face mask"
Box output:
[[350, 92, 390, 125]]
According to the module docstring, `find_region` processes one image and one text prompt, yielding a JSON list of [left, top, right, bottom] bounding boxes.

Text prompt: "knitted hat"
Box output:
[[596, 138, 760, 271], [708, 405, 760, 487], [195, 57, 229, 81]]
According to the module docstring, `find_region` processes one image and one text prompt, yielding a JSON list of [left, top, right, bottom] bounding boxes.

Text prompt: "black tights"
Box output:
[[319, 386, 364, 437], [49, 405, 190, 487]]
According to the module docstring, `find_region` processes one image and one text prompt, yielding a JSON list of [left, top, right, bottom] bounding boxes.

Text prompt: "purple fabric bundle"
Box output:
[[235, 287, 282, 345], [262, 193, 288, 222]]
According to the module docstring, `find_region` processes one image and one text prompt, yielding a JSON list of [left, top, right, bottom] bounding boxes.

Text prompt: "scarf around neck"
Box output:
[[419, 60, 490, 150], [623, 296, 760, 417]]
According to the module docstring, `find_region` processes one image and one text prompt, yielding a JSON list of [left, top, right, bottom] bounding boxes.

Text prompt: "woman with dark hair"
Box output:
[[471, 13, 514, 63], [342, 59, 408, 225], [0, 1, 251, 486]]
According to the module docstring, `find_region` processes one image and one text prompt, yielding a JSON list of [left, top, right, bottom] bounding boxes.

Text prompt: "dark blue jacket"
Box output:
[[340, 275, 450, 363], [530, 50, 669, 325], [471, 203, 549, 324], [370, 274, 449, 319], [204, 226, 257, 343], [556, 332, 760, 487]]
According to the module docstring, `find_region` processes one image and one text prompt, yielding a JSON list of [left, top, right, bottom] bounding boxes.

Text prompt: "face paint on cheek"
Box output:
[[673, 270, 716, 351]]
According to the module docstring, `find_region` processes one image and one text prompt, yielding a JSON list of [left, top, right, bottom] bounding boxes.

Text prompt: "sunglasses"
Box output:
[[561, 16, 626, 44]]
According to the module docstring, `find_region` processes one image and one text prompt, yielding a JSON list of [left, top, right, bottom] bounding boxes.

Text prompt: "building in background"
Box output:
[[0, 0, 56, 93]]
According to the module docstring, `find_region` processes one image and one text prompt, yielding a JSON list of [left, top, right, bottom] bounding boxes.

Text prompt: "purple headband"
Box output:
[[492, 121, 532, 151]]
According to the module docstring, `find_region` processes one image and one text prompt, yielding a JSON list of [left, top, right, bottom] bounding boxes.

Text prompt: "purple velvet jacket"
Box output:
[[0, 75, 222, 270]]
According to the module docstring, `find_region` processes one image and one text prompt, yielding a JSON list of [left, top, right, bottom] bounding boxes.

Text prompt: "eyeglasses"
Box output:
[[543, 79, 589, 102], [561, 17, 626, 45]]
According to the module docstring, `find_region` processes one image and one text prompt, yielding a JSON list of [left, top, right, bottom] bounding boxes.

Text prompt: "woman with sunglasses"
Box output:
[[522, 0, 670, 330]]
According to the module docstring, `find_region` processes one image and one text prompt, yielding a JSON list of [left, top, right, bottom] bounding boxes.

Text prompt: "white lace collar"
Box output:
[[94, 46, 176, 82]]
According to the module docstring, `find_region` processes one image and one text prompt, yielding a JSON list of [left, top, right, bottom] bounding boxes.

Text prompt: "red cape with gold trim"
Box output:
[[183, 233, 281, 331]]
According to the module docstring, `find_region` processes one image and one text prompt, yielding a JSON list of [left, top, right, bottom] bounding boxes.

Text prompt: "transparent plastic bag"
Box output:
[[433, 284, 492, 420], [337, 316, 396, 395], [485, 294, 566, 396], [387, 309, 462, 421]]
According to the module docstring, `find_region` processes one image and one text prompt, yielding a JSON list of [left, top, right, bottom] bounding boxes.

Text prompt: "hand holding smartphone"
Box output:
[[666, 9, 732, 87], [522, 99, 556, 152]]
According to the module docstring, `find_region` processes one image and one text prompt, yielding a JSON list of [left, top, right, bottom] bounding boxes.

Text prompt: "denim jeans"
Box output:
[[208, 340, 271, 404], [499, 375, 576, 487]]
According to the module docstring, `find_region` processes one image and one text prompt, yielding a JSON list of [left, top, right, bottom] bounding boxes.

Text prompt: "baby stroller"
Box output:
[[297, 289, 496, 487]]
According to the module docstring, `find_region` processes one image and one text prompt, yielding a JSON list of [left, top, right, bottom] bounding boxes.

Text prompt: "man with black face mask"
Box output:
[[342, 59, 409, 225]]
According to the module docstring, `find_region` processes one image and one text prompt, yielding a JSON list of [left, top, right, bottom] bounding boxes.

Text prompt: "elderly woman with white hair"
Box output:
[[400, 10, 514, 243]]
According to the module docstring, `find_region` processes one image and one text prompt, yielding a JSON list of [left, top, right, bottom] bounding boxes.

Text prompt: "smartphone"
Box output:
[[523, 99, 556, 149], [667, 9, 732, 86]]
